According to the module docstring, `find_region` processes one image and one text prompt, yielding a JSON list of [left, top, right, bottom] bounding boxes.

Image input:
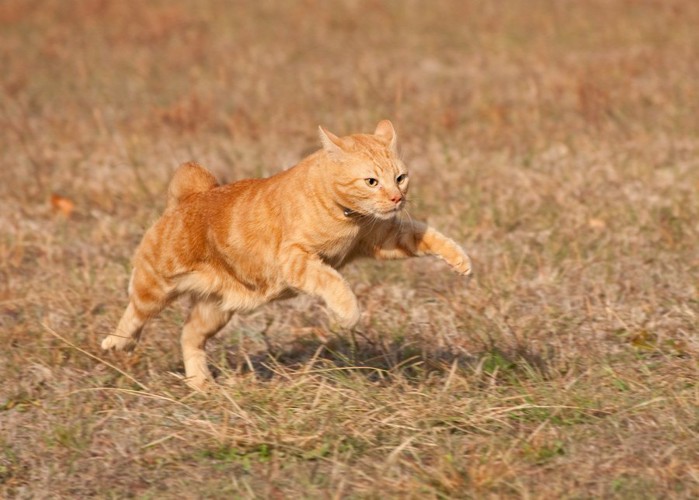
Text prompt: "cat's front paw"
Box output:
[[453, 254, 473, 277], [329, 306, 361, 331]]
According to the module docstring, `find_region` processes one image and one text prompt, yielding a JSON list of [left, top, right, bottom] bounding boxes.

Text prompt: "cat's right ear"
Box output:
[[318, 126, 346, 156]]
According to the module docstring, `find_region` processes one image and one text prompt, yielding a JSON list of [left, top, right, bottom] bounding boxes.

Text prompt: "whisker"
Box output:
[[368, 212, 379, 233], [404, 207, 417, 231]]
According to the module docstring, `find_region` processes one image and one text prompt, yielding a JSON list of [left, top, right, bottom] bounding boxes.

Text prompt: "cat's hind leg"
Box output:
[[102, 301, 145, 352], [102, 267, 175, 352], [181, 298, 233, 390]]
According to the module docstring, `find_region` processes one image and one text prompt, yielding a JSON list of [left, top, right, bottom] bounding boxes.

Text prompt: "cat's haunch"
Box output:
[[102, 120, 472, 390]]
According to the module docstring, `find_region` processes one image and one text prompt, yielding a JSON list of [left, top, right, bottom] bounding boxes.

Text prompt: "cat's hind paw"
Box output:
[[185, 374, 215, 393], [101, 333, 138, 352]]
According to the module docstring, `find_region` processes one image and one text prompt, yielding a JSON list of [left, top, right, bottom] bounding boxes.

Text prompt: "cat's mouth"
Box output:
[[342, 204, 403, 220], [342, 207, 403, 220]]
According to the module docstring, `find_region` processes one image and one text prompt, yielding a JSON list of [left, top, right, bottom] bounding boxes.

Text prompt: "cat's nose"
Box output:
[[390, 193, 403, 204]]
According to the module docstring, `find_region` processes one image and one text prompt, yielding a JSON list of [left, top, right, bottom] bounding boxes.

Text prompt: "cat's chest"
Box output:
[[315, 229, 361, 268]]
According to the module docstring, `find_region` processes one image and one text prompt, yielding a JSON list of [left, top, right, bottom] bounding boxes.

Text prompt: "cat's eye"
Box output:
[[365, 178, 379, 187], [396, 174, 407, 184]]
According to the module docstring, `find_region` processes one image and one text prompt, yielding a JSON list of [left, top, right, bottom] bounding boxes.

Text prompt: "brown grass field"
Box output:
[[1, 0, 698, 497]]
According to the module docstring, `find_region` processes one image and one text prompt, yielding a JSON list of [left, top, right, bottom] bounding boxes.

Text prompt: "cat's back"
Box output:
[[138, 177, 266, 255], [182, 175, 287, 255], [139, 161, 335, 270]]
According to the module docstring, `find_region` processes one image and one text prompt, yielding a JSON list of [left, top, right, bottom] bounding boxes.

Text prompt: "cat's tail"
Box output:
[[166, 161, 219, 209]]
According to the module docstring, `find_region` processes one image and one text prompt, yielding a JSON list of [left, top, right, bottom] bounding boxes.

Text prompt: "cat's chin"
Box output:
[[373, 208, 402, 220]]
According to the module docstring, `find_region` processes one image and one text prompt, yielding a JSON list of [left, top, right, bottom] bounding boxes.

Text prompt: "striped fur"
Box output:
[[101, 120, 472, 389]]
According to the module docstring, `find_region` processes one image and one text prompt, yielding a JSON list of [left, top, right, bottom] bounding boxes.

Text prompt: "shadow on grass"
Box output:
[[221, 331, 554, 385]]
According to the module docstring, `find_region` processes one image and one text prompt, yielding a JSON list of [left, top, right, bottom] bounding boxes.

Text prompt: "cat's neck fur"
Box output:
[[287, 150, 363, 224], [266, 150, 364, 263]]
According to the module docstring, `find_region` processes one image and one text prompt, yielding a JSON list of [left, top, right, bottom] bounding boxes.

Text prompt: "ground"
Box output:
[[1, 0, 698, 498]]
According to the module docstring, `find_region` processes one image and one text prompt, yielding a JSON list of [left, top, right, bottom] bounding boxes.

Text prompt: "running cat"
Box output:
[[102, 120, 472, 389]]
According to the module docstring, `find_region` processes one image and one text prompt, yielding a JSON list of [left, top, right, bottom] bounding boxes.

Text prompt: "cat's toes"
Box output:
[[101, 334, 137, 352], [340, 308, 361, 329], [329, 309, 361, 331], [453, 256, 473, 277]]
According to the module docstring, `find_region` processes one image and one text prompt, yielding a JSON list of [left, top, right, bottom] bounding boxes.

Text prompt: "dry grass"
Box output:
[[2, 0, 698, 497]]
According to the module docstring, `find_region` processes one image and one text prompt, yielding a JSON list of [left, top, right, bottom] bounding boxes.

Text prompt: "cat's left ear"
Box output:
[[374, 119, 398, 155]]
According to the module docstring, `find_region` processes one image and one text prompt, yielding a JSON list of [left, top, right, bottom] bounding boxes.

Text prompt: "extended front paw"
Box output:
[[453, 254, 473, 277]]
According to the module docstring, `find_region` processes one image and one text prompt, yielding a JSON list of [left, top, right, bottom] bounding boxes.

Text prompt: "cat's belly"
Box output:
[[220, 285, 294, 311], [175, 266, 291, 311]]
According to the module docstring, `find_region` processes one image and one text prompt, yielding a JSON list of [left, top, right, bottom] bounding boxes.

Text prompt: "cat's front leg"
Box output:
[[280, 247, 360, 329], [369, 220, 472, 277], [415, 224, 472, 277]]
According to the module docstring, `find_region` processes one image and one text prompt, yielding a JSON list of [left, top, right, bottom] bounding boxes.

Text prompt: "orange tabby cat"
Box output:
[[102, 120, 472, 389]]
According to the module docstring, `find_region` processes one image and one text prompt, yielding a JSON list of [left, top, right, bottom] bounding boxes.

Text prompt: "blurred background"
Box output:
[[3, 1, 698, 196], [1, 1, 698, 497]]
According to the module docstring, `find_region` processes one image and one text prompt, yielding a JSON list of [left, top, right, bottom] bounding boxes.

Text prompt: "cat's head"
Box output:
[[318, 120, 409, 220]]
